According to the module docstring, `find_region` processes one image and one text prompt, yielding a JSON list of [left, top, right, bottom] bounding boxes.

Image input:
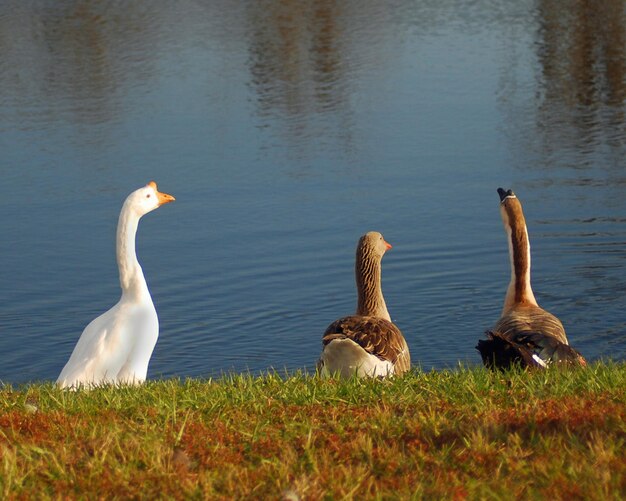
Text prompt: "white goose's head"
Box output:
[[357, 231, 392, 261], [126, 181, 175, 217]]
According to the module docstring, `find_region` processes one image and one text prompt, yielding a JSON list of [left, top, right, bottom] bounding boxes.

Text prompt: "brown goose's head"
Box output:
[[497, 187, 525, 229], [357, 231, 392, 261], [497, 187, 515, 202]]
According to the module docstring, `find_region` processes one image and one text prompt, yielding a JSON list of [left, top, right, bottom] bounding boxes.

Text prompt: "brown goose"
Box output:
[[317, 232, 411, 378], [477, 188, 586, 369]]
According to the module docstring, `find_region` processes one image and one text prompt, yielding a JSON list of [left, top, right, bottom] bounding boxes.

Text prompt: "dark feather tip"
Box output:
[[497, 187, 514, 202], [477, 330, 586, 370]]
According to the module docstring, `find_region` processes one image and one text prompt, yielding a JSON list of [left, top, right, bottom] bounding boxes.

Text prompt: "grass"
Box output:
[[0, 362, 624, 500]]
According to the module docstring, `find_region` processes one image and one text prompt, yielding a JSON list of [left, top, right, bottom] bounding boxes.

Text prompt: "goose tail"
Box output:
[[477, 330, 586, 370]]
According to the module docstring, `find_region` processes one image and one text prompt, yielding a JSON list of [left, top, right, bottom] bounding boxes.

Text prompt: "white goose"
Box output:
[[318, 232, 411, 378], [57, 181, 175, 389]]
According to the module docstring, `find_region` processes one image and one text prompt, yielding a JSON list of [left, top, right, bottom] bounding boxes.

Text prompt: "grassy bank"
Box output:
[[1, 363, 624, 499]]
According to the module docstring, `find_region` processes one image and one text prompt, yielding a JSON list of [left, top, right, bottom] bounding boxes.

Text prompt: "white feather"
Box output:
[[531, 354, 548, 368], [319, 338, 394, 379], [57, 182, 174, 389]]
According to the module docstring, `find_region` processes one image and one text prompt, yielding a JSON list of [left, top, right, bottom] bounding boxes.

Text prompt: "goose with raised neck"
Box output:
[[477, 188, 585, 369], [318, 231, 411, 378], [57, 181, 175, 389], [499, 187, 538, 315]]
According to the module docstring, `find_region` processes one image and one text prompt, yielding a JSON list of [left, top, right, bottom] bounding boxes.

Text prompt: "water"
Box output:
[[0, 0, 625, 383]]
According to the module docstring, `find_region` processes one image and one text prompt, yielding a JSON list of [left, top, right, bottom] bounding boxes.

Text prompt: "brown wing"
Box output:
[[494, 305, 568, 345], [322, 316, 411, 375], [477, 330, 586, 369]]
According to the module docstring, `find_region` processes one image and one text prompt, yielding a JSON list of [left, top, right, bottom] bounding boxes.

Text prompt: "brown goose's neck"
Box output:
[[355, 248, 391, 321], [502, 206, 538, 314]]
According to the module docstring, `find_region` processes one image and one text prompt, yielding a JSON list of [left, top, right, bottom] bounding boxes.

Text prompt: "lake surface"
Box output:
[[1, 0, 625, 384]]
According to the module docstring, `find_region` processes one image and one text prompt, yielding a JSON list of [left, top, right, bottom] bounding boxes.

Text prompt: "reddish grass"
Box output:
[[1, 369, 624, 499]]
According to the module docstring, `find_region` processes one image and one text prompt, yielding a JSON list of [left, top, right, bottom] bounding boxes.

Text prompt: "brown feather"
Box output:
[[494, 305, 568, 345], [322, 315, 411, 375]]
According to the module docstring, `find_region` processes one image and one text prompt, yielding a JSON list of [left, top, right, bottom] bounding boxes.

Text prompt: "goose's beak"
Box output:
[[147, 181, 175, 206], [157, 191, 175, 206], [384, 240, 392, 250]]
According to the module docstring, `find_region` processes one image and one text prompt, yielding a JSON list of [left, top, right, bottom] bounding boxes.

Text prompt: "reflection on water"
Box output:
[[535, 0, 626, 166], [538, 0, 626, 108], [0, 3, 152, 126], [244, 0, 399, 162], [247, 1, 347, 118], [0, 1, 624, 383]]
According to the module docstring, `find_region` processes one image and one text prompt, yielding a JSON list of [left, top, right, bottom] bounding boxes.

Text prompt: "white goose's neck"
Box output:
[[503, 221, 538, 314], [116, 202, 150, 302], [355, 251, 391, 321]]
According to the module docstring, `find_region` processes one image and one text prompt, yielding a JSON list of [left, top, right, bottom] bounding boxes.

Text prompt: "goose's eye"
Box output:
[[146, 194, 151, 198]]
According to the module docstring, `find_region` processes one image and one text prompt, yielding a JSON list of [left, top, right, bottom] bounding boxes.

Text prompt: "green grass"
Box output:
[[1, 362, 624, 499]]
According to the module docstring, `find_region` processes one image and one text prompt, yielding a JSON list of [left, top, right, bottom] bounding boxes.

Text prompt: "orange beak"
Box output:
[[148, 181, 175, 205], [384, 240, 392, 250]]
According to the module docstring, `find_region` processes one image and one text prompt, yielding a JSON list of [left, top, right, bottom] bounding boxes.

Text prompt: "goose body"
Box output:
[[477, 188, 585, 369], [57, 182, 175, 388], [318, 232, 410, 378]]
